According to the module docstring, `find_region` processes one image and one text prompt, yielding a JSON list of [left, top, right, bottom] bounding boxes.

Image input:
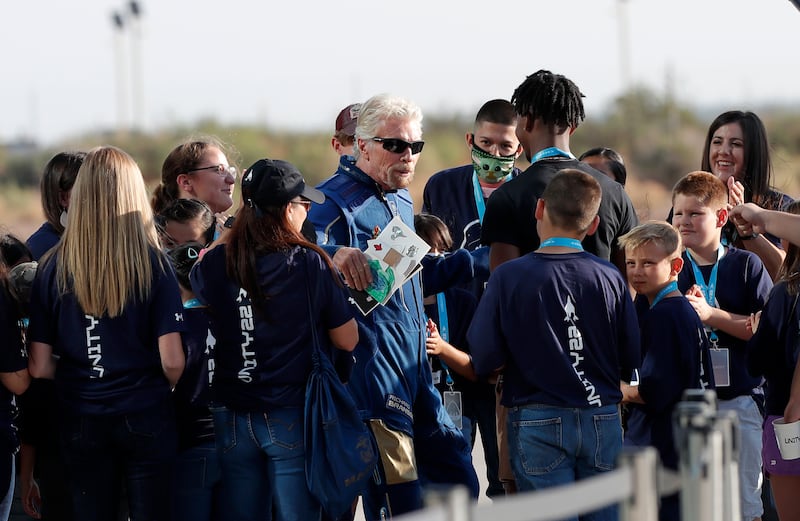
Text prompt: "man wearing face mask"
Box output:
[[421, 99, 522, 500], [423, 99, 522, 257]]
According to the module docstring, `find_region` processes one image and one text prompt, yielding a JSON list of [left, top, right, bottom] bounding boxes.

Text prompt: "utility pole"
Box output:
[[110, 2, 144, 135], [129, 1, 144, 131], [111, 10, 129, 133]]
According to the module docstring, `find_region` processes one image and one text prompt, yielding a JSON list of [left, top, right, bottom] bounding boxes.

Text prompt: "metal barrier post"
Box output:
[[675, 399, 724, 521], [423, 485, 471, 521], [618, 447, 659, 521], [714, 411, 741, 521]]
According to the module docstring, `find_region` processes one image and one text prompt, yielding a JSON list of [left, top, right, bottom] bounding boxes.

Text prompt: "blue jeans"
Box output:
[[171, 441, 223, 521], [59, 400, 177, 521], [508, 403, 622, 521], [211, 406, 320, 521]]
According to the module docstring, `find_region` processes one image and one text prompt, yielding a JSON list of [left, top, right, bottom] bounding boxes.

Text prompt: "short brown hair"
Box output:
[[618, 221, 682, 258], [672, 171, 728, 210], [541, 169, 601, 233]]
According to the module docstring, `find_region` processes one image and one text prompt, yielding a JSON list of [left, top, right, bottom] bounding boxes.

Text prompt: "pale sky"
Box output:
[[3, 0, 800, 145]]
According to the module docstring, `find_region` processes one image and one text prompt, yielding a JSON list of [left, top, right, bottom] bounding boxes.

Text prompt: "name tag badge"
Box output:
[[710, 348, 730, 387], [432, 370, 442, 385], [443, 391, 463, 429]]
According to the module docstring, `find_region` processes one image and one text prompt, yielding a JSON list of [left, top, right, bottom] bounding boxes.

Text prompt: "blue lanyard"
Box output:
[[471, 173, 486, 224], [686, 246, 724, 306], [540, 237, 584, 251], [436, 292, 450, 342], [686, 246, 724, 343], [531, 147, 575, 163], [435, 292, 454, 387], [183, 298, 205, 309], [650, 281, 678, 308]]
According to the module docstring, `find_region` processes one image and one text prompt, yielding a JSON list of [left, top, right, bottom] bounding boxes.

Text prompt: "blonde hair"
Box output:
[[618, 220, 682, 258], [57, 146, 161, 317]]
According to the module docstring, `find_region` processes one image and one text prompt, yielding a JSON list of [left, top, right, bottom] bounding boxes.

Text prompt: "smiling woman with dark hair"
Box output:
[[700, 110, 794, 280]]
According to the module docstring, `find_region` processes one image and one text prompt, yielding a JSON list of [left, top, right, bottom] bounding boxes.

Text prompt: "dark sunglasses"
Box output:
[[372, 137, 425, 155]]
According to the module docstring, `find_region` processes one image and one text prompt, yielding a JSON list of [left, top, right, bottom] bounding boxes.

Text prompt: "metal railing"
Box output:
[[397, 390, 740, 521]]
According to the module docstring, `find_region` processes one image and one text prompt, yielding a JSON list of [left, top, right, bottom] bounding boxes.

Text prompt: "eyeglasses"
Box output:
[[372, 137, 425, 155], [290, 200, 311, 211], [186, 164, 238, 178]]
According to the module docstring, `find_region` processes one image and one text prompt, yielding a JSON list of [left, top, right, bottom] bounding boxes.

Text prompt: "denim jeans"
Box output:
[[211, 406, 320, 521], [720, 395, 764, 519], [171, 440, 223, 521], [507, 403, 622, 521], [59, 400, 177, 521]]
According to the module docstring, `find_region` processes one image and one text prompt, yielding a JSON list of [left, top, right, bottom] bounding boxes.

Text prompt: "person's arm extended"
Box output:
[[329, 318, 358, 352], [158, 332, 185, 388], [425, 325, 477, 382], [28, 342, 55, 380], [489, 242, 520, 272], [739, 234, 785, 281], [731, 203, 800, 246]]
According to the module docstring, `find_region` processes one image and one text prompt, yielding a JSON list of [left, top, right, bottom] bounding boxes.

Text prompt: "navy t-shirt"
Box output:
[[0, 285, 27, 451], [424, 286, 490, 413], [747, 281, 800, 416], [190, 245, 354, 412], [480, 159, 638, 261], [624, 296, 714, 469], [28, 249, 185, 416], [677, 247, 772, 400], [26, 222, 61, 261], [173, 305, 215, 449], [468, 251, 641, 408]]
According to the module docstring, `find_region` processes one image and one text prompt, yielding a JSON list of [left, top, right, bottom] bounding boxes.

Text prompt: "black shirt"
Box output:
[[480, 158, 638, 261]]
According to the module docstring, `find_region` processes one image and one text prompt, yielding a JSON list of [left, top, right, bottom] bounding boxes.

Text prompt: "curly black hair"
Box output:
[[511, 70, 585, 132]]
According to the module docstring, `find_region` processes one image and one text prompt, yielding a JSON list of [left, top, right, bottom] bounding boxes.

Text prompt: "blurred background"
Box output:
[[2, 0, 800, 240]]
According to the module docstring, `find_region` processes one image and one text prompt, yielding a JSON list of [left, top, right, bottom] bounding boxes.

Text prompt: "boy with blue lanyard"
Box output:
[[422, 99, 522, 269], [469, 169, 640, 521], [672, 171, 773, 521], [619, 221, 715, 521]]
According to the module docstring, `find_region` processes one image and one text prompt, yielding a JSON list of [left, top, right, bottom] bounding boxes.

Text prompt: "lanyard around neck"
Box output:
[[651, 280, 678, 308], [539, 237, 584, 251], [531, 147, 574, 164], [435, 292, 454, 387], [686, 245, 724, 306], [471, 173, 486, 224], [183, 298, 205, 309]]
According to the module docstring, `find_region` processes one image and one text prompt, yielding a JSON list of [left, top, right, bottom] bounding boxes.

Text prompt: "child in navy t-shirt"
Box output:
[[672, 171, 772, 520], [166, 242, 223, 521], [469, 170, 640, 519], [619, 221, 714, 521]]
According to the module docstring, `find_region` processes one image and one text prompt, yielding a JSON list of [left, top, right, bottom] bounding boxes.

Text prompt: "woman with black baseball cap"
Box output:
[[190, 158, 358, 521]]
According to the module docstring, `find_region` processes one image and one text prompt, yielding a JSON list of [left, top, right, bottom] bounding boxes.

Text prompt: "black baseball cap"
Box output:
[[241, 158, 324, 211]]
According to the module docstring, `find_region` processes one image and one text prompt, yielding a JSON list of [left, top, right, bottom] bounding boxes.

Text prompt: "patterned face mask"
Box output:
[[471, 143, 516, 183]]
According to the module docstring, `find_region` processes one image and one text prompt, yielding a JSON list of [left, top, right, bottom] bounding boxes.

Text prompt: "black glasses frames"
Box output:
[[372, 137, 425, 155]]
